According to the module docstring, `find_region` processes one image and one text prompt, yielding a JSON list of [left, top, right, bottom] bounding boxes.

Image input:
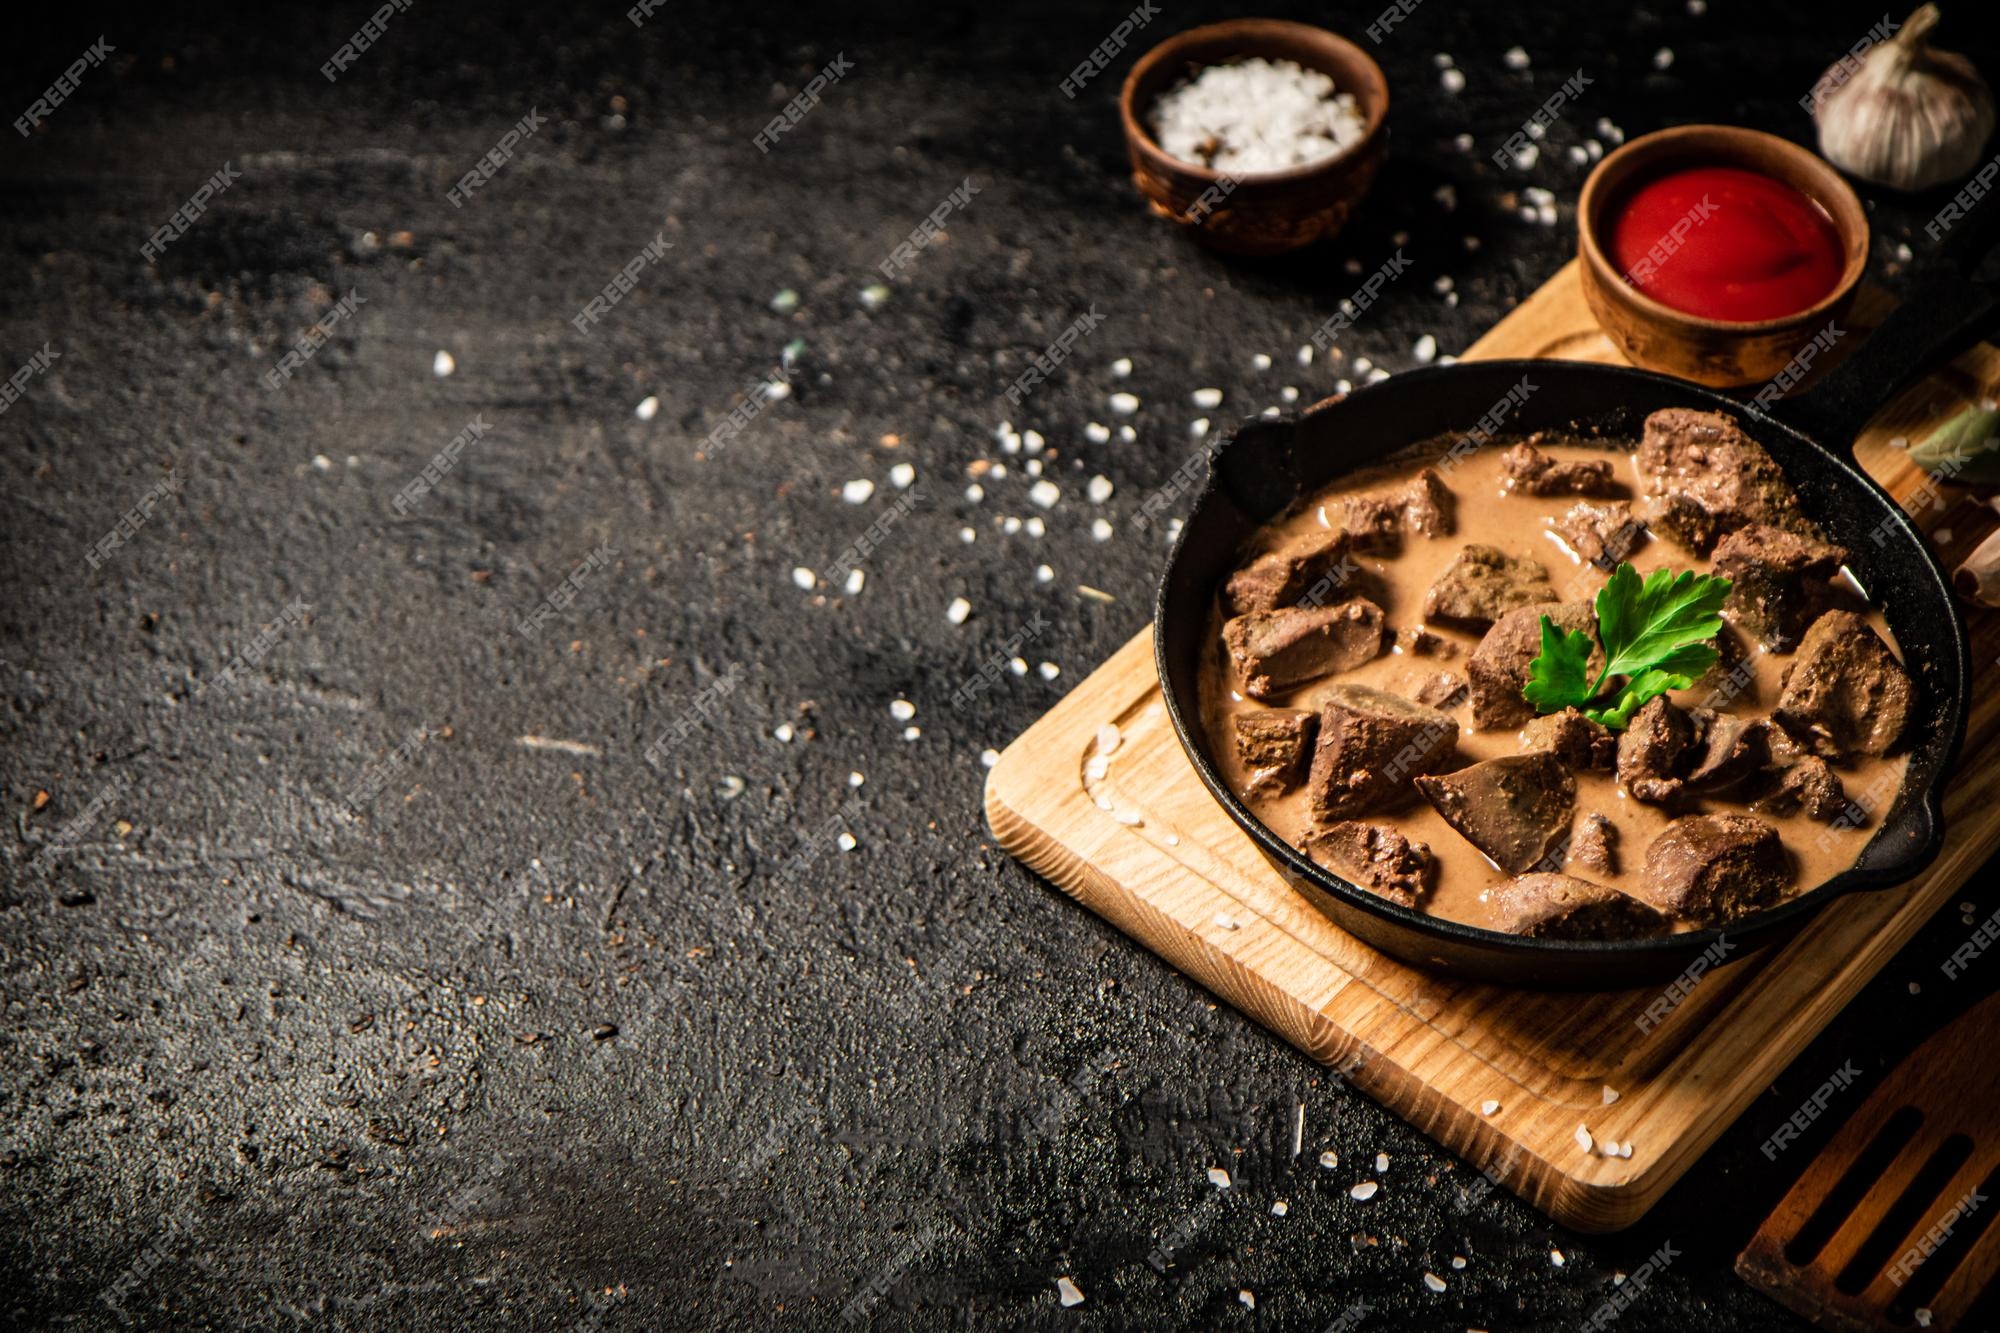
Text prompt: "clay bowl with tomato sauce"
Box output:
[[1578, 125, 1869, 388]]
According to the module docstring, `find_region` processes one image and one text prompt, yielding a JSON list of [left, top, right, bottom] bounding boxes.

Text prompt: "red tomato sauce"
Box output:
[[1607, 165, 1845, 322]]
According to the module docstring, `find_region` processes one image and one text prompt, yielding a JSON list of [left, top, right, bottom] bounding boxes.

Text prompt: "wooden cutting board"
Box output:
[[984, 258, 2000, 1233]]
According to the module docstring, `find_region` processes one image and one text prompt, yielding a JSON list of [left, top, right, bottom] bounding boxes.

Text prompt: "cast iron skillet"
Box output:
[[1157, 216, 1999, 990]]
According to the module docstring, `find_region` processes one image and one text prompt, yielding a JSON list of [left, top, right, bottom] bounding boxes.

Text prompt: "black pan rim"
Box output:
[[1153, 358, 1970, 963]]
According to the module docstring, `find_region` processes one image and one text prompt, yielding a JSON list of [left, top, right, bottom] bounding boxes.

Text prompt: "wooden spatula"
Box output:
[[1737, 989, 2000, 1331]]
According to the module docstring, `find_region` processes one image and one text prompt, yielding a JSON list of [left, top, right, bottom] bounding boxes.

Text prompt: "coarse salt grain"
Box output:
[[1113, 808, 1142, 826], [1057, 1276, 1084, 1307], [1086, 421, 1110, 443], [1117, 425, 1136, 443], [1192, 387, 1223, 409], [946, 597, 971, 625], [959, 527, 976, 544], [1441, 67, 1466, 93], [635, 395, 659, 420], [1035, 564, 1054, 583], [1095, 723, 1121, 755], [1281, 386, 1300, 403], [1110, 357, 1133, 378], [1038, 662, 1060, 680], [836, 832, 857, 852], [1575, 1125, 1594, 1153], [1319, 1150, 1339, 1168], [772, 722, 794, 743], [902, 725, 921, 741], [1207, 1166, 1231, 1188], [1271, 1200, 1288, 1216], [1003, 516, 1022, 534], [1025, 515, 1046, 536], [1238, 1291, 1255, 1310], [791, 567, 816, 590], [842, 479, 875, 504], [889, 462, 915, 488], [1602, 1086, 1620, 1105], [1084, 755, 1109, 781], [890, 699, 916, 721], [1375, 1153, 1389, 1173], [981, 748, 1001, 768], [1023, 429, 1045, 454], [1504, 46, 1530, 69], [1010, 657, 1029, 676], [1149, 58, 1367, 174], [965, 483, 985, 502], [433, 349, 455, 377], [1423, 1272, 1447, 1293], [1087, 475, 1114, 503], [1190, 418, 1210, 439], [1451, 1256, 1467, 1270], [1253, 353, 1272, 370], [1653, 47, 1675, 70], [1480, 1099, 1500, 1116], [845, 569, 865, 595], [1109, 392, 1139, 416], [1029, 480, 1060, 509], [1350, 1181, 1379, 1200], [1091, 518, 1114, 542], [1414, 334, 1438, 364]]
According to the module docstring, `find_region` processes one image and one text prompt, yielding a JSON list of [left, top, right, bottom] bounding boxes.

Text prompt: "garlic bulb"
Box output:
[[1813, 4, 1994, 192]]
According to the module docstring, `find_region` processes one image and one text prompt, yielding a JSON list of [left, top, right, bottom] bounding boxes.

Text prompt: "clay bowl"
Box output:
[[1577, 124, 1869, 388], [1119, 19, 1388, 256]]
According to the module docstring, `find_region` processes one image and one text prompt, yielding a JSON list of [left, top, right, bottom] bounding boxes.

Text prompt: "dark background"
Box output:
[[2, 1, 1996, 1329]]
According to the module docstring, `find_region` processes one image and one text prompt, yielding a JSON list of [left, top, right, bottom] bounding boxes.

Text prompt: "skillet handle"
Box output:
[[1768, 184, 2000, 449]]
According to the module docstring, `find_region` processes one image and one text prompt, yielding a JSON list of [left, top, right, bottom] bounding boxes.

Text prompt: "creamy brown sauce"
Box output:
[[1199, 439, 1911, 934]]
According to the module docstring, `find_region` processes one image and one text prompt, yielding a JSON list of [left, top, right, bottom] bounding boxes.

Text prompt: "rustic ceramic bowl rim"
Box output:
[[1118, 18, 1390, 186], [1576, 123, 1870, 335]]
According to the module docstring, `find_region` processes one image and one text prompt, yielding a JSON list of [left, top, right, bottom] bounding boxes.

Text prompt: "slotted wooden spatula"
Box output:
[[1738, 989, 2000, 1331]]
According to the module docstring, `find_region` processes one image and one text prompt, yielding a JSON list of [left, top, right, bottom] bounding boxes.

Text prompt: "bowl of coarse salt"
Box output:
[[1119, 18, 1388, 255]]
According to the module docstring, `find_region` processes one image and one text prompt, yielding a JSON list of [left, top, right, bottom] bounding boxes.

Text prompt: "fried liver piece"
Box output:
[[1223, 599, 1387, 700], [1570, 812, 1619, 875], [1304, 820, 1438, 909], [1233, 710, 1318, 796], [1487, 872, 1663, 939], [1343, 467, 1456, 551], [1466, 601, 1599, 730], [1223, 530, 1357, 616], [1635, 407, 1817, 553], [1416, 672, 1469, 709], [1683, 711, 1770, 792], [1754, 753, 1850, 822], [1554, 499, 1650, 570], [1774, 610, 1915, 760], [1636, 813, 1791, 923], [1414, 751, 1576, 875], [1691, 621, 1758, 708], [1397, 626, 1458, 658], [1616, 695, 1696, 805], [1422, 545, 1556, 627], [1521, 707, 1618, 770], [1308, 685, 1461, 820], [1501, 442, 1618, 496], [1712, 524, 1852, 650]]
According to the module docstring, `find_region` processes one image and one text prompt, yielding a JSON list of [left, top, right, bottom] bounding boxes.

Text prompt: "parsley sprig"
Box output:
[[1522, 563, 1732, 730]]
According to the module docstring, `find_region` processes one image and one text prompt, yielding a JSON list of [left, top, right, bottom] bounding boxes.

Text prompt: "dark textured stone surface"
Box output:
[[2, 2, 1997, 1329]]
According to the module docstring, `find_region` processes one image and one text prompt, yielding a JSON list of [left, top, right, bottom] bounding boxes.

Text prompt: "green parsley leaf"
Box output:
[[1521, 561, 1732, 730]]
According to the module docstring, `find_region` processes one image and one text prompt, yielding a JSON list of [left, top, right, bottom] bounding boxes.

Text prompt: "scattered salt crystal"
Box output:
[[1190, 418, 1211, 439], [1165, 832, 1180, 846], [1084, 755, 1109, 780], [1653, 47, 1674, 70], [1414, 334, 1438, 364], [719, 775, 745, 798], [1035, 564, 1054, 583], [859, 283, 890, 310], [1192, 387, 1223, 409], [1271, 1200, 1288, 1216], [1551, 1248, 1566, 1267], [773, 722, 795, 742], [1575, 1125, 1594, 1153], [1253, 353, 1272, 370], [1602, 1086, 1620, 1106], [1450, 1256, 1467, 1270], [1889, 435, 1908, 449], [845, 569, 865, 595], [1213, 912, 1239, 930], [1568, 145, 1590, 166], [1914, 1307, 1933, 1327], [1281, 386, 1300, 403], [889, 462, 915, 489], [1025, 516, 1046, 536], [1108, 392, 1139, 416], [1096, 723, 1121, 755], [1480, 1099, 1500, 1116], [1503, 45, 1530, 69], [1037, 661, 1060, 681], [312, 454, 333, 471], [1688, 0, 1706, 10], [1087, 475, 1114, 504], [1454, 132, 1474, 151], [770, 288, 799, 313], [1110, 357, 1133, 378], [849, 771, 865, 787], [1056, 1276, 1085, 1307], [1298, 345, 1314, 366], [959, 527, 976, 543], [765, 377, 792, 401], [791, 567, 816, 590], [1117, 425, 1136, 443], [1423, 1272, 1447, 1293], [902, 725, 921, 741], [1261, 406, 1280, 417], [836, 832, 857, 852], [842, 479, 875, 504], [965, 483, 985, 502], [1350, 1181, 1379, 1200], [1374, 1153, 1389, 1173], [890, 699, 916, 721], [1024, 429, 1045, 454], [981, 748, 1001, 768], [1010, 657, 1029, 676], [1003, 516, 1023, 534], [432, 349, 455, 377], [946, 597, 972, 625], [1319, 1150, 1338, 1169], [1207, 1166, 1232, 1188], [1091, 518, 1114, 542], [1441, 67, 1466, 93], [635, 395, 659, 420], [1085, 421, 1111, 443], [1238, 1290, 1255, 1310], [1029, 480, 1061, 509]]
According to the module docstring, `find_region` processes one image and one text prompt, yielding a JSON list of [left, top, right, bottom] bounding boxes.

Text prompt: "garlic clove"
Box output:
[[1813, 4, 1995, 193]]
